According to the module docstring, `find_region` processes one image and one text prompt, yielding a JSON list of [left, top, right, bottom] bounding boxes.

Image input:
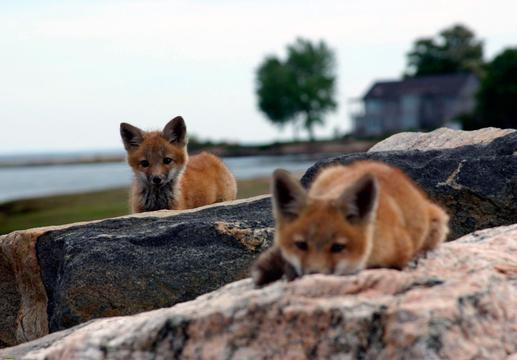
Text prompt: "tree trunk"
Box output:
[[308, 126, 315, 142], [292, 121, 300, 141], [305, 112, 316, 142]]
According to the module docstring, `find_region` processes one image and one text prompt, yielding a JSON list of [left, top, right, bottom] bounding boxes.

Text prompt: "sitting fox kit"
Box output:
[[252, 161, 449, 286], [120, 116, 237, 213]]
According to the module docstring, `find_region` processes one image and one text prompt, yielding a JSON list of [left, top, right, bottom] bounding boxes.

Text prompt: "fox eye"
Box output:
[[163, 157, 173, 164], [330, 243, 346, 253], [140, 160, 150, 168], [294, 241, 308, 251]]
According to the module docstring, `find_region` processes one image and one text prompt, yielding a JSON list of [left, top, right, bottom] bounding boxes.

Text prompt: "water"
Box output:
[[0, 154, 332, 203]]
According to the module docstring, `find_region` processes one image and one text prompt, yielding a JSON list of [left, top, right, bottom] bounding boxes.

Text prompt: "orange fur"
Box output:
[[253, 160, 449, 285], [121, 117, 236, 213], [176, 152, 238, 209]]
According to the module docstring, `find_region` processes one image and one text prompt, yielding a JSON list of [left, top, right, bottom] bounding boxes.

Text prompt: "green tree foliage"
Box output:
[[406, 24, 484, 77], [464, 48, 517, 129], [256, 57, 297, 130], [256, 38, 337, 140]]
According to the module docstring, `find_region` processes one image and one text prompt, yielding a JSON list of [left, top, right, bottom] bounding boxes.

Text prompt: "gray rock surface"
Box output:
[[368, 127, 515, 152], [2, 224, 516, 359], [302, 130, 517, 240], [0, 196, 274, 347]]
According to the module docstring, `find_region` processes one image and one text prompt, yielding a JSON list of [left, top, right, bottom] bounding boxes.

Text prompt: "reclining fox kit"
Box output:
[[252, 160, 449, 286], [120, 116, 237, 213]]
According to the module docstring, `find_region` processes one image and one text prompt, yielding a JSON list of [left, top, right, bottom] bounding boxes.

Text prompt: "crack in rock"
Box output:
[[437, 160, 465, 190]]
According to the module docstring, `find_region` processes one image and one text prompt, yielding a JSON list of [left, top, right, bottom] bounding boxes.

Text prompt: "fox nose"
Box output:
[[152, 176, 163, 185]]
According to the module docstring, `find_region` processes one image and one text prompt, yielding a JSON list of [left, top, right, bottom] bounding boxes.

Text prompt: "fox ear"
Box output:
[[163, 116, 187, 146], [340, 174, 378, 224], [120, 123, 144, 151], [272, 169, 307, 222]]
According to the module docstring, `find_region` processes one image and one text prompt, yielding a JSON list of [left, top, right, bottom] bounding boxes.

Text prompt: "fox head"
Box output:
[[272, 169, 379, 276], [120, 116, 188, 187]]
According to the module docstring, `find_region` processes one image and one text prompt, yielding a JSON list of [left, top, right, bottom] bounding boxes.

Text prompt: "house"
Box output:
[[352, 73, 479, 136]]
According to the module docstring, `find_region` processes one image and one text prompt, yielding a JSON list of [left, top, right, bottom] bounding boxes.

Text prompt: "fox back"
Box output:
[[252, 160, 449, 286], [120, 116, 236, 213]]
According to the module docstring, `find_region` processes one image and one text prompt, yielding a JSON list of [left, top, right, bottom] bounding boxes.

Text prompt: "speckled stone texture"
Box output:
[[0, 196, 274, 347], [368, 127, 515, 152], [302, 130, 517, 240], [2, 224, 516, 359]]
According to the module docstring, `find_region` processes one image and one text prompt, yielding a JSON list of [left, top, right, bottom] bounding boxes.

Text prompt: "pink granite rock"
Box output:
[[2, 224, 516, 359]]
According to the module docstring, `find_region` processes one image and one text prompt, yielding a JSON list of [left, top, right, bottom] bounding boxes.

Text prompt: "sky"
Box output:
[[0, 0, 515, 154]]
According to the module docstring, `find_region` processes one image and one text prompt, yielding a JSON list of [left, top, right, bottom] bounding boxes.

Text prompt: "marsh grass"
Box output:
[[0, 177, 271, 235]]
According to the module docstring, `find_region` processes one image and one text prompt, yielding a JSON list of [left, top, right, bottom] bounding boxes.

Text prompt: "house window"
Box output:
[[365, 100, 382, 115], [401, 95, 419, 129]]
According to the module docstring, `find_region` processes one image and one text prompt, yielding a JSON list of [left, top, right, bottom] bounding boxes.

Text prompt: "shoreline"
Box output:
[[0, 177, 272, 235], [0, 140, 374, 169]]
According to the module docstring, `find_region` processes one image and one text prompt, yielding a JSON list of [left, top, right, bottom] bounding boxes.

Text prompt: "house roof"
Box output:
[[363, 73, 476, 100]]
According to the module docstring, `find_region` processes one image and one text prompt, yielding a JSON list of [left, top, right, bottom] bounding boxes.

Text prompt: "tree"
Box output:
[[256, 38, 337, 141], [405, 24, 484, 77], [466, 48, 517, 129], [256, 57, 297, 132]]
